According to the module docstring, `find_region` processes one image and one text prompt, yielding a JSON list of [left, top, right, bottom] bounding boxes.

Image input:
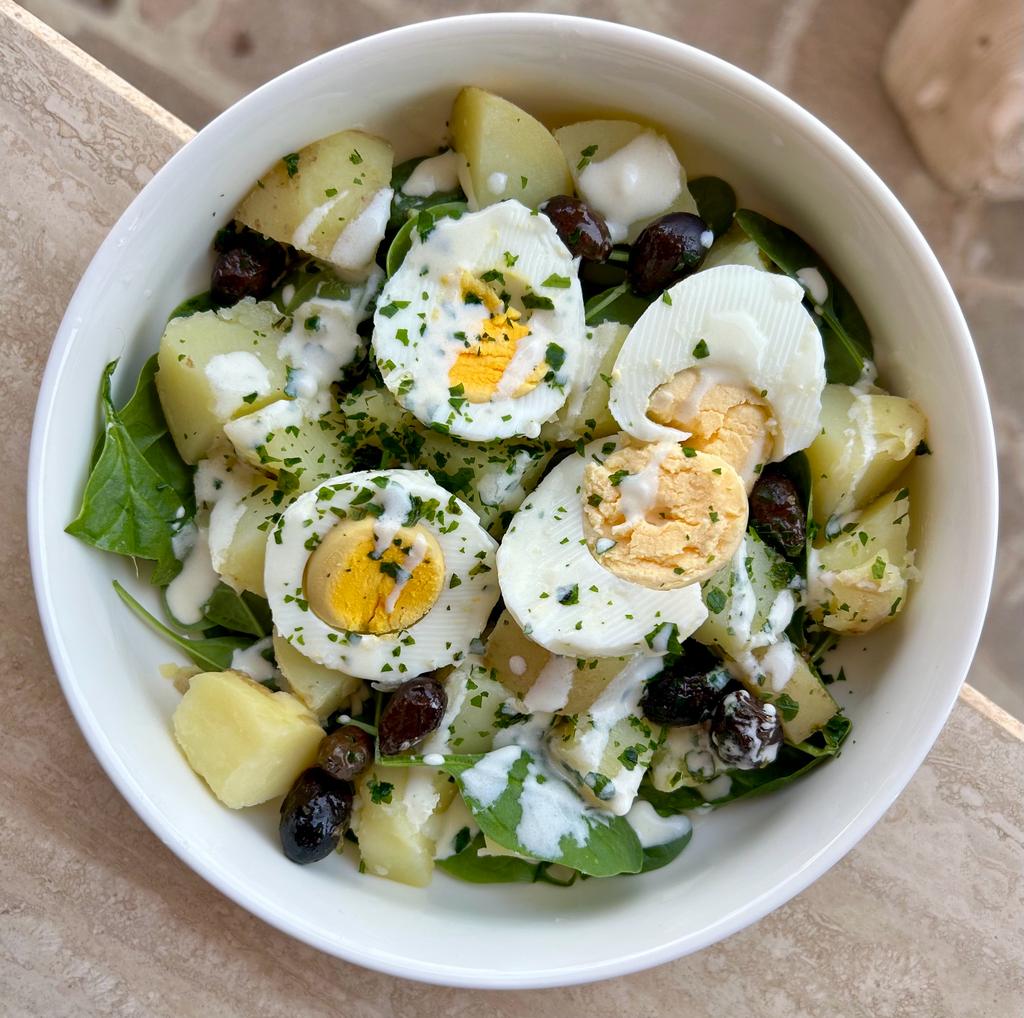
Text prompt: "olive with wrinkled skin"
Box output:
[[378, 676, 447, 756], [317, 725, 374, 781], [279, 768, 353, 864], [710, 689, 783, 770], [539, 195, 613, 262], [640, 642, 730, 726], [210, 244, 285, 306], [749, 464, 806, 557], [628, 212, 711, 295]]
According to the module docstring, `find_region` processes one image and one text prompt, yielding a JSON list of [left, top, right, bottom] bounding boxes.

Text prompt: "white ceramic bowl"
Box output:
[[29, 13, 997, 989]]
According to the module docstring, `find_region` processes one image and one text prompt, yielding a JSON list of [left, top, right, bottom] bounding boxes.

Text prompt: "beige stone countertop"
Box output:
[[2, 4, 1022, 1014]]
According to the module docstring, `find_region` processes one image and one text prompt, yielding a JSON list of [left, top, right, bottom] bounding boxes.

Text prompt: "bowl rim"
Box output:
[[27, 11, 998, 989]]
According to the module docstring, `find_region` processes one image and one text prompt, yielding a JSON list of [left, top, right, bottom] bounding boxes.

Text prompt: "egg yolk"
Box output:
[[582, 441, 748, 590], [647, 369, 775, 491], [304, 517, 445, 634], [448, 271, 545, 403]]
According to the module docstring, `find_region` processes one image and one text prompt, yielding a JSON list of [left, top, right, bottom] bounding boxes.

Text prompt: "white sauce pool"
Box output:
[[204, 351, 272, 419], [796, 266, 828, 307], [230, 636, 278, 683], [165, 525, 220, 626], [612, 441, 675, 535], [486, 171, 508, 196], [625, 800, 692, 848], [402, 150, 461, 197], [330, 186, 393, 274], [523, 655, 574, 713]]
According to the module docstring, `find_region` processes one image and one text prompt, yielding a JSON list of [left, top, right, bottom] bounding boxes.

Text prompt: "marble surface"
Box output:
[[1, 2, 1022, 1014], [19, 0, 1024, 723]]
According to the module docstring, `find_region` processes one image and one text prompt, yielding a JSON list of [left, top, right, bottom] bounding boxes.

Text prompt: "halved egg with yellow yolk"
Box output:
[[372, 200, 586, 441], [265, 469, 499, 684]]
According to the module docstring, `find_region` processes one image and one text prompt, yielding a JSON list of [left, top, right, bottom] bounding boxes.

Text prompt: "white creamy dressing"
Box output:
[[576, 131, 682, 243], [759, 637, 798, 692], [230, 636, 279, 683], [494, 328, 550, 400], [402, 150, 461, 197], [330, 186, 393, 274], [625, 800, 692, 848], [383, 531, 429, 613], [648, 622, 677, 655], [430, 794, 480, 859], [649, 364, 749, 435], [851, 358, 878, 395], [795, 266, 828, 307], [508, 655, 528, 677], [459, 744, 523, 808], [372, 481, 413, 558], [171, 518, 196, 561], [292, 193, 344, 250], [698, 773, 733, 801], [699, 229, 715, 249], [612, 441, 676, 535], [222, 396, 305, 455], [594, 537, 616, 555], [281, 284, 295, 307], [486, 171, 508, 196], [204, 351, 272, 418], [402, 769, 443, 831], [165, 525, 220, 626], [194, 456, 252, 573], [523, 655, 574, 713], [721, 699, 780, 771], [515, 760, 591, 856], [422, 752, 445, 766], [475, 449, 533, 509]]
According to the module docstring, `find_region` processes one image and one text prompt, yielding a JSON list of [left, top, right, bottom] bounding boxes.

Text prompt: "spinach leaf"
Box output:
[[734, 209, 873, 384], [202, 583, 272, 638], [167, 291, 215, 322], [584, 282, 653, 327], [388, 154, 465, 234], [688, 177, 736, 237], [67, 361, 187, 585], [385, 201, 467, 277], [442, 750, 643, 877], [274, 259, 351, 315], [114, 580, 252, 671], [637, 825, 693, 874], [437, 832, 544, 884]]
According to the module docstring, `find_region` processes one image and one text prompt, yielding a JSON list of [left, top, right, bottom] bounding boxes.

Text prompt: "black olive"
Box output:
[[749, 464, 806, 557], [640, 642, 730, 726], [317, 725, 374, 781], [539, 195, 613, 262], [210, 244, 285, 306], [279, 768, 353, 865], [628, 212, 711, 295], [710, 689, 783, 770], [377, 676, 447, 756]]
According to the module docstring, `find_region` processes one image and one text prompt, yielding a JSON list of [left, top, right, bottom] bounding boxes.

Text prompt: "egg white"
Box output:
[[265, 469, 499, 684], [497, 436, 707, 657], [608, 265, 826, 460], [372, 200, 586, 441]]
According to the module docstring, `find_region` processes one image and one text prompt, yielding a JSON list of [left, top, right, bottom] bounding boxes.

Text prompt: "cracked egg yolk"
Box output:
[[304, 517, 445, 634], [448, 271, 545, 403]]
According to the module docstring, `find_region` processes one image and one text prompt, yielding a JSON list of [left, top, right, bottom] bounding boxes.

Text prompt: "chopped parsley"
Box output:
[[556, 583, 579, 605], [368, 778, 393, 804], [281, 152, 300, 178], [692, 339, 710, 359], [379, 300, 411, 318], [522, 293, 555, 310], [706, 587, 727, 613], [541, 273, 572, 288]]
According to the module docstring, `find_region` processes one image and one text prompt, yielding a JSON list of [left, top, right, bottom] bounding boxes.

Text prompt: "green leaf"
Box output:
[[167, 291, 215, 322], [688, 176, 736, 237], [636, 825, 693, 874], [387, 155, 465, 233], [67, 361, 187, 585], [386, 201, 468, 277], [734, 209, 873, 384], [584, 282, 653, 327], [202, 583, 272, 638], [442, 750, 643, 877], [437, 832, 545, 884], [113, 581, 253, 671], [271, 259, 352, 316]]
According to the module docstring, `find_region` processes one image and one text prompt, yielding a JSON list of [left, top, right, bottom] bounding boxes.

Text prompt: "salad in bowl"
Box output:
[[67, 86, 928, 888]]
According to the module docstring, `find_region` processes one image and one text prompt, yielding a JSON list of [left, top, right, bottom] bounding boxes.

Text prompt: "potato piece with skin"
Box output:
[[451, 87, 573, 210], [806, 384, 927, 524], [235, 131, 393, 263], [272, 631, 362, 722], [156, 300, 289, 464], [172, 670, 323, 808], [808, 488, 915, 633], [354, 766, 455, 887]]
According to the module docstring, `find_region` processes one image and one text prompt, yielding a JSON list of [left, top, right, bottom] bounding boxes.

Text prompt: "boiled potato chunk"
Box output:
[[808, 488, 915, 633], [451, 86, 572, 210], [156, 299, 289, 464], [553, 119, 698, 240], [172, 670, 323, 808], [218, 482, 294, 597], [548, 712, 660, 815], [235, 130, 393, 261], [701, 222, 772, 271], [807, 384, 927, 524], [354, 766, 455, 887], [273, 631, 362, 721], [650, 723, 726, 794], [439, 661, 510, 755]]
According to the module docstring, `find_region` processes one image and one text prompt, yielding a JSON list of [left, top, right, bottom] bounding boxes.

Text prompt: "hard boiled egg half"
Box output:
[[608, 265, 826, 488], [265, 469, 498, 684], [372, 200, 586, 441], [497, 437, 708, 658]]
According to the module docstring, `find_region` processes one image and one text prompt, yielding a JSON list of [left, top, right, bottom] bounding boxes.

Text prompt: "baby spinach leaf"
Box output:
[[734, 209, 872, 384], [274, 259, 352, 315], [202, 583, 273, 638], [386, 201, 467, 277], [688, 177, 737, 238], [114, 581, 252, 672], [167, 290, 215, 322], [636, 825, 693, 874], [388, 154, 465, 234], [442, 749, 643, 877], [584, 282, 653, 327], [67, 361, 187, 585], [437, 832, 544, 884]]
